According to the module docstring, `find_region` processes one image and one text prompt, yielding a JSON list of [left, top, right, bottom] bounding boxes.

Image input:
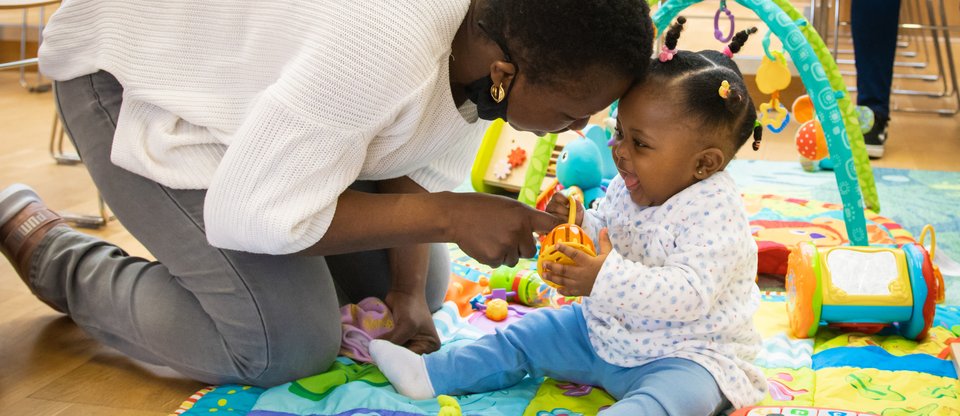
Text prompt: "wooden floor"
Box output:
[[2, 45, 960, 414]]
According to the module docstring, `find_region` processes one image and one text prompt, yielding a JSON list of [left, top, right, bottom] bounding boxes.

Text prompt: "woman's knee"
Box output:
[[237, 322, 343, 387]]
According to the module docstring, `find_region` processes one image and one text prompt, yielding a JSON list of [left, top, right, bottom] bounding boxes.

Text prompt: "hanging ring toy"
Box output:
[[714, 0, 735, 42]]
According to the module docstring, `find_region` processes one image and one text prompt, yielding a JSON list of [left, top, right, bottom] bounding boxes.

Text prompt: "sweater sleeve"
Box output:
[[204, 90, 375, 254], [407, 126, 484, 192]]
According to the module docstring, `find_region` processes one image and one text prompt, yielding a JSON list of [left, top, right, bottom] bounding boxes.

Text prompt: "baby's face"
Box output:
[[612, 82, 707, 207]]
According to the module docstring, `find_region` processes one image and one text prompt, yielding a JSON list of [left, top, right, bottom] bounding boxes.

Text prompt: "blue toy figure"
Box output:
[[555, 136, 609, 208], [582, 124, 618, 181], [554, 120, 620, 208]]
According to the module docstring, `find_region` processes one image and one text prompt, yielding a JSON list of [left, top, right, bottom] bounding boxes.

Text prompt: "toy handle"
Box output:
[[567, 194, 578, 225], [714, 2, 735, 42], [919, 224, 937, 260]]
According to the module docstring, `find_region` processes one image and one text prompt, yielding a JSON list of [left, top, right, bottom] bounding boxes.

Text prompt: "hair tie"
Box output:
[[722, 45, 734, 59], [752, 122, 763, 151], [718, 80, 731, 99], [659, 45, 678, 62]]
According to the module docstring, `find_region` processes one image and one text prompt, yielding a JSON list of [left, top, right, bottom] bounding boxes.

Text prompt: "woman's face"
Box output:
[[504, 72, 631, 137]]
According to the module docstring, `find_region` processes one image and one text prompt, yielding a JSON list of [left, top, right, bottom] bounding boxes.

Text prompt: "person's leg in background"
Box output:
[[851, 0, 901, 158]]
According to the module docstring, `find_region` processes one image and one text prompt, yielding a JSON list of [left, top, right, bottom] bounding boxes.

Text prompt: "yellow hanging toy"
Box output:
[[756, 30, 792, 133]]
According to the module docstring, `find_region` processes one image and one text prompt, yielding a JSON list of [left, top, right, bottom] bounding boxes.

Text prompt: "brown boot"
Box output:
[[0, 184, 69, 312]]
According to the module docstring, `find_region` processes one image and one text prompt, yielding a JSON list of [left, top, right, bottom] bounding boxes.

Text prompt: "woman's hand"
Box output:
[[542, 228, 613, 297], [545, 192, 584, 225], [381, 290, 441, 354], [446, 193, 561, 267]]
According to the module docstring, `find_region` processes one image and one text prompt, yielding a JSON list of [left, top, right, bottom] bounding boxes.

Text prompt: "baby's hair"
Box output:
[[649, 17, 762, 157]]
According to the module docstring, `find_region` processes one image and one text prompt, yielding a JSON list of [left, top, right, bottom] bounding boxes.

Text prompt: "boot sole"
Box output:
[[865, 144, 885, 159]]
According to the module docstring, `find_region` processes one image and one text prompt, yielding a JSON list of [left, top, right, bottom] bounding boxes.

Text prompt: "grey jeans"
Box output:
[[36, 70, 450, 386]]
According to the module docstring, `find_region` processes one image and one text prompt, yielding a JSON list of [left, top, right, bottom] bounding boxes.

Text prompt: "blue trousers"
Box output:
[[851, 0, 901, 121], [424, 305, 727, 415]]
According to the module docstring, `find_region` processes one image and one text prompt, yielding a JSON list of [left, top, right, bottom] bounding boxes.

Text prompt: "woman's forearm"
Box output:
[[298, 189, 453, 256]]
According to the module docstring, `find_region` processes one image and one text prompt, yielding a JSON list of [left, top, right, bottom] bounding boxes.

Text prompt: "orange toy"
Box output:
[[795, 120, 829, 161], [537, 195, 597, 289]]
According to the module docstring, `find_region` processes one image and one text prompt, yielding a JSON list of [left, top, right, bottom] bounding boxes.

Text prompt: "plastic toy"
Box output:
[[470, 121, 580, 200], [792, 94, 829, 171], [713, 0, 735, 42], [756, 31, 792, 133], [537, 195, 597, 289], [731, 406, 877, 416], [648, 0, 881, 237], [556, 134, 609, 208], [792, 95, 875, 172], [582, 124, 618, 181], [785, 225, 945, 340], [486, 262, 557, 308], [437, 395, 462, 416]]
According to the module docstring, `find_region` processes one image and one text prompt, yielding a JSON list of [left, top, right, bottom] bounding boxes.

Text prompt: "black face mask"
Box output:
[[466, 21, 519, 122], [464, 74, 515, 121]]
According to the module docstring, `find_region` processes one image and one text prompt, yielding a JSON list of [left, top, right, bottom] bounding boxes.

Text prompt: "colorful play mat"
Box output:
[[171, 249, 960, 416], [171, 161, 960, 415]]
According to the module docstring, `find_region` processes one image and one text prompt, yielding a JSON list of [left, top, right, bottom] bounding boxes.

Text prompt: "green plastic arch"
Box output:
[[650, 0, 873, 246]]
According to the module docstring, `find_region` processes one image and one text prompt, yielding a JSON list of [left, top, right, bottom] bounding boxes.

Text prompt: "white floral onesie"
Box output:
[[580, 171, 767, 408]]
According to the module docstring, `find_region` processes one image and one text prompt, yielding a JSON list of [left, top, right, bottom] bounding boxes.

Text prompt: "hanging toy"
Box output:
[[714, 0, 735, 42], [792, 95, 828, 172], [756, 30, 792, 133], [537, 195, 597, 289]]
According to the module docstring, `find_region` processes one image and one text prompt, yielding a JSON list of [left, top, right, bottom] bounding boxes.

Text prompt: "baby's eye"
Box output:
[[633, 138, 647, 148], [613, 128, 624, 141]]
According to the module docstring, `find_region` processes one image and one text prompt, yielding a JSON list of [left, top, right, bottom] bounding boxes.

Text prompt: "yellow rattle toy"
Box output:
[[537, 195, 597, 289]]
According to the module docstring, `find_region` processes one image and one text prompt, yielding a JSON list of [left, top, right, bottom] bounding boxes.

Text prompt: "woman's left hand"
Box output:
[[542, 228, 613, 297], [381, 290, 441, 354]]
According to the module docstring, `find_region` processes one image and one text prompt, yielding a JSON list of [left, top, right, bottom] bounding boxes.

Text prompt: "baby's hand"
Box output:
[[543, 228, 612, 297], [545, 192, 584, 226]]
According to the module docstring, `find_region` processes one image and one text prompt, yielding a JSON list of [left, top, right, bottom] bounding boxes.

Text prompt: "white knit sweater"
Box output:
[[40, 0, 488, 254]]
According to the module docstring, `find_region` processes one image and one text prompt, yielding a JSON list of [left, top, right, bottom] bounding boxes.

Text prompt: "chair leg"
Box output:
[[50, 112, 81, 165], [61, 193, 114, 229], [50, 108, 114, 229], [18, 6, 51, 93]]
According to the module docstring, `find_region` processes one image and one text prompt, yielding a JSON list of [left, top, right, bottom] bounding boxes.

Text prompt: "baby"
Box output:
[[371, 18, 767, 415]]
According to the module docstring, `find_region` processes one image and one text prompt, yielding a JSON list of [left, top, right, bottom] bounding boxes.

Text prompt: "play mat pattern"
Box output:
[[173, 246, 960, 416], [172, 161, 960, 415]]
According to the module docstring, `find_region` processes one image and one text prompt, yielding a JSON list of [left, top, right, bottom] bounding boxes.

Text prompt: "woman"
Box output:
[[1, 0, 654, 386]]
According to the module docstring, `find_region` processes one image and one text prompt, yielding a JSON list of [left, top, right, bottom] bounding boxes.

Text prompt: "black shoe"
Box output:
[[863, 117, 889, 159]]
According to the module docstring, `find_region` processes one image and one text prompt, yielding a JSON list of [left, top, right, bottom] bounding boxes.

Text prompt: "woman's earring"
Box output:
[[490, 83, 506, 103], [697, 169, 704, 175]]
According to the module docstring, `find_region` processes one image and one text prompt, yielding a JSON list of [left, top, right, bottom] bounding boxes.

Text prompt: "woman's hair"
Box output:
[[650, 17, 762, 154], [478, 0, 655, 88]]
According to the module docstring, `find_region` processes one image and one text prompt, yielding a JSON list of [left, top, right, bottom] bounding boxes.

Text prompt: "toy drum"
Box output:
[[785, 225, 944, 340]]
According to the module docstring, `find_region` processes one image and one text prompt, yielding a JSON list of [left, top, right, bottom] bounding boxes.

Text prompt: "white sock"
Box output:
[[369, 339, 436, 400]]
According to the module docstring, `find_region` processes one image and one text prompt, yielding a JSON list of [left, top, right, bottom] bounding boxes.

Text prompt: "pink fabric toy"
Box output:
[[339, 297, 395, 363]]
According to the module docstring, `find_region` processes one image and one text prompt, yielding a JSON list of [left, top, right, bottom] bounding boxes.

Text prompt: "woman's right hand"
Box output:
[[444, 193, 561, 267], [545, 192, 584, 226]]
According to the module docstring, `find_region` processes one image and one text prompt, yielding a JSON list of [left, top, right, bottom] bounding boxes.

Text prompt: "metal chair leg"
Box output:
[[18, 6, 50, 93], [50, 112, 82, 165], [50, 100, 114, 228], [61, 194, 113, 229]]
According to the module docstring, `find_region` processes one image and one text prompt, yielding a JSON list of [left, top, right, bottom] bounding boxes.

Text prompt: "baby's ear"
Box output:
[[693, 148, 726, 180]]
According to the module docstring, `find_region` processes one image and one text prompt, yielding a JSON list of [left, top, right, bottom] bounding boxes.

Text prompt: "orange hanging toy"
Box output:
[[537, 195, 597, 289]]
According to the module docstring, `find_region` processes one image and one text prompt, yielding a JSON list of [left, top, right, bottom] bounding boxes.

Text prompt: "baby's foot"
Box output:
[[369, 339, 436, 400]]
